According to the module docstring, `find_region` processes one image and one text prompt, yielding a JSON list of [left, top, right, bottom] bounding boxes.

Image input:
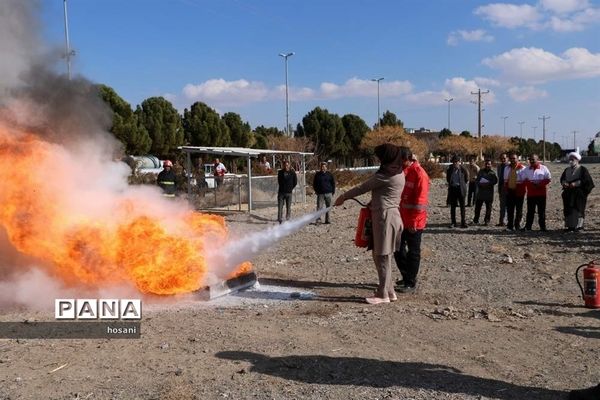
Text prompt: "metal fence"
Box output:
[[186, 173, 305, 212]]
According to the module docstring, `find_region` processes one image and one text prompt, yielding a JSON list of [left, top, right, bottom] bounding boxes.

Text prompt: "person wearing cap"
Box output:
[[334, 144, 406, 304], [503, 152, 526, 231], [560, 152, 595, 231], [312, 161, 335, 224], [157, 160, 177, 197], [446, 155, 469, 228]]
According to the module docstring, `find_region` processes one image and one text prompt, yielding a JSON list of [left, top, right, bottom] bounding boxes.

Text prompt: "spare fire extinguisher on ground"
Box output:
[[350, 198, 372, 248], [576, 260, 600, 309]]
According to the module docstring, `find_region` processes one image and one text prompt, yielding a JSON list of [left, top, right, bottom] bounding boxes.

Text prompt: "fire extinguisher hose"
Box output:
[[349, 198, 368, 207], [576, 263, 589, 300]]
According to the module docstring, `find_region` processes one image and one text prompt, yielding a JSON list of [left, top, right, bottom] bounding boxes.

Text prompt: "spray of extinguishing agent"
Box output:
[[576, 260, 600, 309]]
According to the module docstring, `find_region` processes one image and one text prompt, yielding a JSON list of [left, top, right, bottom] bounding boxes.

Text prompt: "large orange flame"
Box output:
[[0, 123, 250, 295]]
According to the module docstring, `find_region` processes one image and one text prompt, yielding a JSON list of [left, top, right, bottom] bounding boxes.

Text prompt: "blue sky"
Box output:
[[40, 0, 600, 149]]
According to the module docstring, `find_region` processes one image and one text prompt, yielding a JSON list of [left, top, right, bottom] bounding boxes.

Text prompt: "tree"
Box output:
[[300, 107, 349, 159], [96, 84, 151, 155], [341, 114, 369, 156], [253, 125, 283, 149], [438, 128, 452, 138], [380, 110, 404, 128], [361, 126, 427, 161], [135, 97, 183, 158], [460, 130, 472, 138], [182, 102, 230, 147], [481, 135, 517, 160], [438, 135, 479, 159], [222, 112, 252, 148]]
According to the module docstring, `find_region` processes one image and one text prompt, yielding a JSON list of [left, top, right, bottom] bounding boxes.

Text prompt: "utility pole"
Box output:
[[471, 88, 489, 160], [279, 52, 294, 136], [372, 78, 384, 129], [539, 114, 550, 162], [518, 121, 525, 139], [501, 116, 508, 137], [63, 0, 76, 80], [444, 98, 454, 132], [572, 130, 579, 150], [532, 126, 537, 140]]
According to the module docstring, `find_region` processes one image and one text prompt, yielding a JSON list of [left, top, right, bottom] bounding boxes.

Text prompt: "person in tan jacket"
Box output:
[[335, 144, 406, 305]]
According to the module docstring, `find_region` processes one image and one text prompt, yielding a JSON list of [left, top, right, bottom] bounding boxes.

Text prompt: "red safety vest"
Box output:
[[400, 162, 430, 230]]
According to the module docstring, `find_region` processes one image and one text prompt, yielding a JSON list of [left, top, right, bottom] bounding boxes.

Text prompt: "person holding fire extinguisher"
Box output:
[[334, 144, 407, 305], [394, 150, 430, 293]]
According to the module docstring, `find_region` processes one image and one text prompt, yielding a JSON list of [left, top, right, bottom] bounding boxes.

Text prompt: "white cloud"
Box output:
[[508, 86, 549, 102], [475, 1, 600, 31], [319, 77, 412, 99], [182, 79, 270, 105], [174, 77, 412, 106], [540, 0, 589, 14], [475, 3, 542, 29], [549, 7, 600, 31], [482, 47, 600, 83], [474, 77, 501, 87], [447, 29, 494, 46], [406, 77, 497, 105]]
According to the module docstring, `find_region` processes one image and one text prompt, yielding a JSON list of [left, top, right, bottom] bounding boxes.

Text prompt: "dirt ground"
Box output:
[[1, 162, 599, 400]]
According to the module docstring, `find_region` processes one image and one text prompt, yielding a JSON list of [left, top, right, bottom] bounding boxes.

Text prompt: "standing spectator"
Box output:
[[334, 144, 406, 304], [560, 152, 595, 231], [472, 159, 498, 225], [522, 154, 551, 231], [446, 155, 469, 228], [157, 160, 177, 198], [466, 157, 480, 207], [504, 153, 526, 231], [277, 160, 297, 224], [213, 158, 227, 188], [394, 150, 429, 293], [313, 161, 335, 224], [496, 153, 509, 226], [259, 155, 272, 174]]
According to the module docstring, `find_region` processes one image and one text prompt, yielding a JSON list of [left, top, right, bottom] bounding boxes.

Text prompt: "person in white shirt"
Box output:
[[213, 158, 227, 188]]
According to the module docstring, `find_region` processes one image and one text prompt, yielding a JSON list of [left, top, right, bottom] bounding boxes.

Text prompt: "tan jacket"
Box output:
[[342, 172, 405, 255]]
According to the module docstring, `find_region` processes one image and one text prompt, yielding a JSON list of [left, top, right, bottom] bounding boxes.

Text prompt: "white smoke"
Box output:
[[207, 207, 332, 284]]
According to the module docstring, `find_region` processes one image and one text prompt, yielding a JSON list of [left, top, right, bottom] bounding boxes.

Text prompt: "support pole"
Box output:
[[247, 156, 252, 212]]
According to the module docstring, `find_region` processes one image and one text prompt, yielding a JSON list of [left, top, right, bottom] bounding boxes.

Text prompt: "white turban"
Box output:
[[568, 152, 581, 161]]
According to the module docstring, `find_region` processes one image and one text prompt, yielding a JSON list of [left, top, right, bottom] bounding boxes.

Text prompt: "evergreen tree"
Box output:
[[135, 97, 183, 158], [182, 101, 231, 147]]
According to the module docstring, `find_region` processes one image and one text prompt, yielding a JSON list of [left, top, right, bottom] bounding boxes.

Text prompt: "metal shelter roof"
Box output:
[[178, 146, 313, 212], [179, 146, 313, 158]]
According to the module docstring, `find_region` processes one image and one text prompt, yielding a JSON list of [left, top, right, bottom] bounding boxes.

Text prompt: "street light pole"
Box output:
[[371, 77, 384, 129], [444, 98, 454, 132], [532, 126, 537, 140], [501, 116, 508, 137], [279, 52, 294, 136], [63, 0, 76, 80], [539, 114, 550, 162], [518, 121, 525, 139]]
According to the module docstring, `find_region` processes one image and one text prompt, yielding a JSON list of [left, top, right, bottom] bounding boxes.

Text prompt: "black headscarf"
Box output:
[[375, 143, 404, 177]]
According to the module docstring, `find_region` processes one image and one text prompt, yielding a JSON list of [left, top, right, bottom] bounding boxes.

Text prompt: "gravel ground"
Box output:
[[1, 162, 599, 400]]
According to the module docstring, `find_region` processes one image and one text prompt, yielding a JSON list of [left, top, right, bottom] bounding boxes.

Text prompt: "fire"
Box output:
[[0, 122, 251, 295]]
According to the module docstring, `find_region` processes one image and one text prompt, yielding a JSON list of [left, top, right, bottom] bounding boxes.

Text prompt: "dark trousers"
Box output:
[[498, 188, 507, 224], [506, 189, 524, 230], [316, 193, 332, 223], [394, 229, 423, 286], [277, 193, 292, 222], [448, 186, 465, 226], [467, 182, 477, 206], [473, 199, 492, 224], [525, 196, 547, 230]]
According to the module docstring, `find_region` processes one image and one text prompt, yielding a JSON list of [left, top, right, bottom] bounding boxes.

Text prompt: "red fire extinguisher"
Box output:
[[351, 198, 372, 248], [576, 260, 600, 309]]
